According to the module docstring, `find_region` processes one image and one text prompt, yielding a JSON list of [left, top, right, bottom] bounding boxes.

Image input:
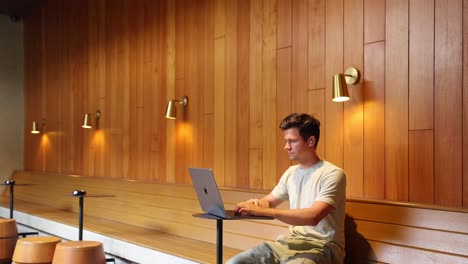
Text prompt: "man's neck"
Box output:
[[298, 154, 321, 169]]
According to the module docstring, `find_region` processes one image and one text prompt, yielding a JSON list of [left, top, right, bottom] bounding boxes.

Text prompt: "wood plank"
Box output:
[[347, 199, 468, 233], [175, 0, 185, 80], [223, 0, 238, 187], [236, 0, 251, 188], [324, 0, 344, 168], [165, 0, 176, 183], [409, 0, 434, 130], [363, 41, 385, 199], [276, 47, 292, 182], [364, 0, 385, 44], [385, 0, 409, 201], [214, 37, 226, 185], [464, 0, 468, 208], [262, 0, 278, 190], [277, 0, 291, 49], [434, 0, 463, 207], [343, 0, 364, 198], [308, 0, 325, 91], [249, 0, 263, 189], [355, 221, 468, 257], [291, 0, 308, 113], [214, 0, 225, 39], [366, 240, 468, 264], [409, 130, 434, 204]]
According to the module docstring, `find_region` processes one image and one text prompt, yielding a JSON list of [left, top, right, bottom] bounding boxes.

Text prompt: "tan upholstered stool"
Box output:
[[12, 236, 61, 264], [52, 241, 106, 264], [0, 218, 18, 263]]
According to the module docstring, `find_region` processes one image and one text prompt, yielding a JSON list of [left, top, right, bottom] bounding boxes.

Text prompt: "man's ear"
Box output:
[[307, 136, 315, 147]]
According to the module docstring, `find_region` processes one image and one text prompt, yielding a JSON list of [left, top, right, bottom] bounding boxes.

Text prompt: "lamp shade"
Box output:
[[165, 101, 176, 119], [31, 121, 40, 134], [332, 74, 350, 102], [82, 114, 92, 128]]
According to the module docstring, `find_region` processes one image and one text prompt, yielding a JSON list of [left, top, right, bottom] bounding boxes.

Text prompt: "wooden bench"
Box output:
[[345, 199, 468, 263], [1, 171, 468, 263]]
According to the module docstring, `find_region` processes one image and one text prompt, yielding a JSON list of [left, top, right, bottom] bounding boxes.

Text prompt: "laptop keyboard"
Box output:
[[226, 209, 240, 217]]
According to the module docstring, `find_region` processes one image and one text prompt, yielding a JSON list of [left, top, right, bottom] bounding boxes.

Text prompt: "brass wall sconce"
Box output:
[[332, 67, 361, 102], [165, 96, 188, 119], [31, 119, 46, 134], [82, 110, 101, 129]]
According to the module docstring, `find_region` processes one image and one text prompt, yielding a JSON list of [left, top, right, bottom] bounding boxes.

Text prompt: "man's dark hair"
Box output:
[[279, 113, 320, 147]]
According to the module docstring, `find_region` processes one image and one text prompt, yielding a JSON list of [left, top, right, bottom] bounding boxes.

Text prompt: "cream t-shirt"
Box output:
[[271, 160, 346, 262]]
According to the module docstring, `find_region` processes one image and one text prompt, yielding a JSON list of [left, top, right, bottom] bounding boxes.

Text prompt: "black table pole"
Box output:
[[9, 184, 14, 219], [216, 219, 223, 264], [79, 196, 84, 241]]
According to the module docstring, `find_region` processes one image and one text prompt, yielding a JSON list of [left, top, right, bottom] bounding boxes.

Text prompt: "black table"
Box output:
[[192, 213, 226, 264], [193, 213, 273, 264], [70, 190, 115, 240]]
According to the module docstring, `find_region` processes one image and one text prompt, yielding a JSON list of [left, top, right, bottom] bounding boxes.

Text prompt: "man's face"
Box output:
[[283, 128, 309, 162]]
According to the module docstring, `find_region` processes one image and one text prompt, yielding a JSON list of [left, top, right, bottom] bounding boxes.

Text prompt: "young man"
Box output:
[[227, 113, 346, 264]]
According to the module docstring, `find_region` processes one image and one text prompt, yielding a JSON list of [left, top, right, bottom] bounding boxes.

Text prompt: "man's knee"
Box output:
[[226, 243, 276, 264]]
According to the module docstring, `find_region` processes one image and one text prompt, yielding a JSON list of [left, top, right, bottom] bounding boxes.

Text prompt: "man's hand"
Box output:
[[235, 199, 264, 216]]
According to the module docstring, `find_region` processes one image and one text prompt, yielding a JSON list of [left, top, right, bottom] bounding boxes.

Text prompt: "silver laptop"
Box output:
[[189, 167, 272, 220]]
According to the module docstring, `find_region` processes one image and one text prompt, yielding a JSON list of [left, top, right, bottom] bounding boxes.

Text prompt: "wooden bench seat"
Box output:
[[2, 170, 468, 263]]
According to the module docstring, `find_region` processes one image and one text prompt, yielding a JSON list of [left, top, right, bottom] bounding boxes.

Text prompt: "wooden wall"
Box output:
[[23, 0, 468, 208]]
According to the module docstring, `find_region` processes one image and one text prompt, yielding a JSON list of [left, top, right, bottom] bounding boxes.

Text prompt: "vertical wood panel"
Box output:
[[308, 0, 325, 91], [385, 0, 409, 201], [291, 0, 308, 113], [23, 8, 45, 172], [262, 0, 278, 190], [165, 0, 176, 183], [364, 0, 385, 44], [434, 0, 463, 207], [236, 0, 250, 188], [191, 1, 206, 173], [128, 0, 146, 180], [249, 0, 263, 189], [325, 0, 344, 167], [214, 0, 225, 39], [363, 41, 385, 199], [276, 47, 292, 181], [277, 0, 291, 49], [201, 0, 214, 171], [409, 0, 434, 130], [409, 130, 434, 204], [344, 0, 364, 198], [149, 0, 167, 182], [44, 0, 63, 173], [86, 0, 106, 178], [463, 0, 468, 208], [214, 36, 225, 185], [224, 0, 238, 187]]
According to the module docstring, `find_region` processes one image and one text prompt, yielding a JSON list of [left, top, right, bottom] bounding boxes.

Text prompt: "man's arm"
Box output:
[[237, 198, 334, 226]]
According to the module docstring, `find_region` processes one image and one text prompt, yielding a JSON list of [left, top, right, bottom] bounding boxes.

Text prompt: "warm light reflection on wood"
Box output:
[[176, 122, 193, 145], [91, 130, 105, 149]]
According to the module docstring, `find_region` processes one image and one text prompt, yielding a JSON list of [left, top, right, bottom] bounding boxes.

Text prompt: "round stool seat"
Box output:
[[0, 218, 18, 237], [52, 241, 106, 264], [12, 236, 61, 263], [0, 218, 18, 263]]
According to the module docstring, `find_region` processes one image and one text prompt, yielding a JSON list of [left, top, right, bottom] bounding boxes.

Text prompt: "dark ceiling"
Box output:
[[0, 0, 42, 19]]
